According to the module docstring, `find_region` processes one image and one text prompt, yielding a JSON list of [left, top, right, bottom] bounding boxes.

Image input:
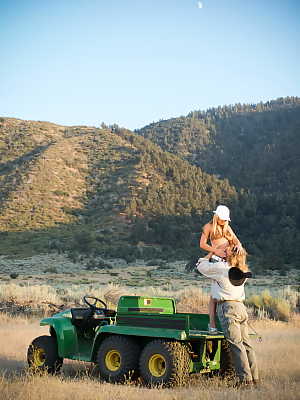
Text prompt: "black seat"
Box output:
[[71, 308, 93, 328], [70, 308, 116, 329]]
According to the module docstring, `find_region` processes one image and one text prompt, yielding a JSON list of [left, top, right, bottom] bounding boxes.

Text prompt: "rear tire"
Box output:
[[139, 340, 190, 387], [27, 335, 63, 374], [97, 335, 140, 383]]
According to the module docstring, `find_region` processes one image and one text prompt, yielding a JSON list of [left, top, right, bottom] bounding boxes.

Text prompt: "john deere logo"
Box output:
[[144, 299, 152, 306]]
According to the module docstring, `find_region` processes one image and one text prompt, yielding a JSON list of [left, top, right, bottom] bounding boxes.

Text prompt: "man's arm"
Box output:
[[196, 258, 226, 280]]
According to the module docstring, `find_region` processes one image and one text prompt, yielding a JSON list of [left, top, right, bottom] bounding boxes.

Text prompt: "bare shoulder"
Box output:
[[202, 222, 212, 234], [227, 224, 234, 233], [227, 225, 237, 235]]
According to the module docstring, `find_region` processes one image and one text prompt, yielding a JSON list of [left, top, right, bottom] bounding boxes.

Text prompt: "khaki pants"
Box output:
[[217, 301, 259, 383]]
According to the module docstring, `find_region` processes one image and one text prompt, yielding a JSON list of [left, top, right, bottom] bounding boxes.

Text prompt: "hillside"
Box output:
[[136, 97, 300, 269], [137, 97, 300, 192], [1, 95, 299, 272], [0, 117, 238, 260]]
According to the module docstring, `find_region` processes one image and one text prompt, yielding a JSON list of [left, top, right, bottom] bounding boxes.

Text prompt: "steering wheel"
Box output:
[[83, 295, 107, 311]]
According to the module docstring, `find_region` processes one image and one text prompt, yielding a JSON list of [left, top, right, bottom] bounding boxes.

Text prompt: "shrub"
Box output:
[[68, 251, 80, 263], [246, 290, 291, 322], [185, 257, 199, 272], [177, 287, 210, 313], [43, 266, 58, 274], [158, 261, 168, 269], [281, 285, 300, 309], [85, 258, 112, 270], [146, 260, 160, 266], [271, 298, 291, 321], [72, 231, 95, 253], [53, 190, 69, 197]]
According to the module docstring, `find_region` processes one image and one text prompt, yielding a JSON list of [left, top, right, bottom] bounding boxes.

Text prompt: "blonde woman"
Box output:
[[199, 205, 243, 332]]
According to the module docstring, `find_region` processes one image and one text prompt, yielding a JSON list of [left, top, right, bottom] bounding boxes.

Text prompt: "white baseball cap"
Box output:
[[213, 205, 231, 221]]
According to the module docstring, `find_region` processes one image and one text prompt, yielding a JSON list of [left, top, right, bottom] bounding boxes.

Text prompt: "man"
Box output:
[[196, 246, 259, 385]]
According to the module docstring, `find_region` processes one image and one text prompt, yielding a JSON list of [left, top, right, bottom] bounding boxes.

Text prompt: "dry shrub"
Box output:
[[0, 312, 33, 326], [246, 290, 291, 321], [176, 287, 209, 313], [0, 283, 60, 305], [0, 283, 126, 314], [0, 283, 61, 315], [103, 285, 127, 308], [280, 286, 300, 309], [271, 298, 292, 321]]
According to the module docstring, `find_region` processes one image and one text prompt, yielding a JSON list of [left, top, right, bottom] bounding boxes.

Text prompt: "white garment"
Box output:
[[196, 258, 246, 301]]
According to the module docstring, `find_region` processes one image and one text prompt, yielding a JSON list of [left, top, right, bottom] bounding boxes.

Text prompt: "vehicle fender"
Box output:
[[40, 316, 78, 358]]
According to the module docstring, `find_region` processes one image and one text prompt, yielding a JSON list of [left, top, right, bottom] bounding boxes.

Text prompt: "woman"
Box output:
[[199, 205, 243, 332]]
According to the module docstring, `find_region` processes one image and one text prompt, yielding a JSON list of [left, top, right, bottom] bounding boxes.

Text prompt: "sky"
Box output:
[[0, 0, 299, 130]]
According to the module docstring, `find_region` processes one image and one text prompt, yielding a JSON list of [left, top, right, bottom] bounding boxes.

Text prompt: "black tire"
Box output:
[[27, 335, 63, 374], [139, 340, 190, 387], [97, 335, 140, 383], [220, 339, 235, 378]]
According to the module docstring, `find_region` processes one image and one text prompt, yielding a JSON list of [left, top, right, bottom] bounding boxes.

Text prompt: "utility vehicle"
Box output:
[[27, 295, 233, 386]]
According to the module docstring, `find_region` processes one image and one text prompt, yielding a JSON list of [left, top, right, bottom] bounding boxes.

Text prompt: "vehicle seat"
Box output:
[[71, 308, 93, 328], [71, 308, 116, 328]]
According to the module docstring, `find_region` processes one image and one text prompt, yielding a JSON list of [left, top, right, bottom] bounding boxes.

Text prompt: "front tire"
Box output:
[[27, 335, 63, 374], [139, 340, 190, 387], [97, 335, 140, 383]]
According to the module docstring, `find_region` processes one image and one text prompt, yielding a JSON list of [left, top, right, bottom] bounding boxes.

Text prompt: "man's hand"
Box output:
[[234, 243, 244, 254]]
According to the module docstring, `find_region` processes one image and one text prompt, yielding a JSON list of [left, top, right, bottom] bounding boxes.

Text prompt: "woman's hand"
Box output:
[[213, 242, 227, 258], [203, 252, 213, 260]]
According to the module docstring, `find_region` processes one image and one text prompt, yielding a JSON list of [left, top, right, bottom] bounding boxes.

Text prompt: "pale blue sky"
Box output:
[[0, 0, 299, 129]]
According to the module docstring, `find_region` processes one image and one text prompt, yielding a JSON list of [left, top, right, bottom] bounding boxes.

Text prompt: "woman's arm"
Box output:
[[203, 252, 213, 260]]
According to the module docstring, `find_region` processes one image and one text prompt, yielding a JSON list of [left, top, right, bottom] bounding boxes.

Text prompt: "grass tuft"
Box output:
[[246, 289, 292, 322]]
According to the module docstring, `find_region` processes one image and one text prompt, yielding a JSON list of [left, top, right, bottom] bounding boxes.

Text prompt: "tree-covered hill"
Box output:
[[0, 117, 238, 261], [137, 97, 300, 193], [136, 97, 300, 269]]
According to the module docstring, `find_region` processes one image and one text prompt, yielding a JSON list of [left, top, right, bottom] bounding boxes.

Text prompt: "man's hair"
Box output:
[[227, 244, 248, 272]]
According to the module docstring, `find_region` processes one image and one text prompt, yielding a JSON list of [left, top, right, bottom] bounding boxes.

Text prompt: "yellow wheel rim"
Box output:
[[33, 348, 46, 367], [105, 350, 121, 371], [148, 354, 166, 377]]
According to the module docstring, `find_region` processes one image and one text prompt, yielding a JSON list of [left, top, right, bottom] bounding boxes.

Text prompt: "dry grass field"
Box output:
[[0, 306, 300, 399]]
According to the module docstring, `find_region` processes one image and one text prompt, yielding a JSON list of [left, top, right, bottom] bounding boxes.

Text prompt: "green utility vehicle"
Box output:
[[27, 295, 232, 386]]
